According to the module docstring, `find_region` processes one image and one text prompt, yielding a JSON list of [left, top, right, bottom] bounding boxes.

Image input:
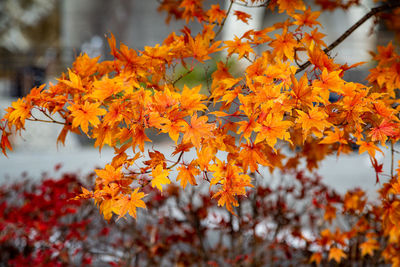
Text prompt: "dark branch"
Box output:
[[296, 2, 400, 74]]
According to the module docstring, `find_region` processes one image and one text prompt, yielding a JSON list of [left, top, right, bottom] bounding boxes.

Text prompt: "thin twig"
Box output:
[[172, 69, 193, 86], [296, 2, 400, 74], [27, 117, 65, 125], [214, 0, 234, 38], [391, 141, 394, 179]]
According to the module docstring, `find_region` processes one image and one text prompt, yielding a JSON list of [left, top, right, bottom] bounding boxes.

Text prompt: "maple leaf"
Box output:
[[103, 102, 125, 126], [224, 36, 254, 60], [196, 145, 215, 170], [269, 30, 298, 61], [323, 204, 337, 222], [319, 129, 347, 145], [236, 116, 257, 141], [370, 157, 383, 184], [213, 189, 239, 214], [254, 113, 293, 149], [182, 114, 215, 148], [307, 41, 339, 71], [309, 252, 322, 265], [312, 68, 344, 102], [93, 124, 118, 152], [144, 150, 166, 169], [7, 98, 31, 127], [292, 7, 321, 28], [188, 34, 222, 63], [357, 141, 383, 158], [115, 188, 147, 220], [290, 74, 313, 108], [239, 142, 270, 172], [0, 130, 12, 157], [131, 125, 152, 152], [296, 107, 332, 139], [151, 165, 171, 192], [176, 161, 200, 188], [72, 53, 99, 77], [360, 238, 379, 257], [67, 102, 107, 134], [234, 10, 251, 24], [276, 0, 305, 14], [95, 164, 123, 185], [58, 69, 85, 91], [89, 76, 124, 102], [180, 85, 207, 114], [206, 4, 226, 25], [302, 28, 327, 47], [369, 119, 398, 145], [328, 247, 346, 263], [172, 142, 194, 156]]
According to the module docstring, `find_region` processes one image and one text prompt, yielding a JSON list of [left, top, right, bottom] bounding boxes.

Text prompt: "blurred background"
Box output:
[[0, 0, 395, 196]]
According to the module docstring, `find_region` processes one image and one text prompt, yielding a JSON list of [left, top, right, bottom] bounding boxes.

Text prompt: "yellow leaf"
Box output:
[[328, 247, 346, 263], [151, 165, 171, 192]]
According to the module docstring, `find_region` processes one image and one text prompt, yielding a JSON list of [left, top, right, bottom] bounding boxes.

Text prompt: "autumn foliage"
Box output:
[[2, 0, 400, 265]]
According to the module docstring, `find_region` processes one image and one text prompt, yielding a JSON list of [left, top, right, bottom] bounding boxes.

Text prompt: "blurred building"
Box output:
[[0, 0, 394, 99], [0, 0, 189, 98]]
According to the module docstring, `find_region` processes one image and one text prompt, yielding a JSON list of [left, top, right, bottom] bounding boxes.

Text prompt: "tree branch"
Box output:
[[214, 0, 234, 38], [296, 2, 400, 74]]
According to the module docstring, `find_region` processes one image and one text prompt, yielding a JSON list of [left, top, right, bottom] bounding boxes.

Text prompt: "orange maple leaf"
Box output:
[[302, 28, 327, 47], [182, 114, 215, 148], [290, 74, 313, 108], [7, 98, 31, 127], [312, 68, 344, 102], [95, 164, 123, 185], [206, 4, 226, 25], [67, 102, 106, 134], [254, 113, 293, 149], [292, 7, 321, 28], [176, 161, 200, 188], [115, 188, 147, 220], [276, 0, 305, 14], [328, 247, 347, 263], [296, 107, 332, 139], [357, 140, 383, 158], [92, 124, 118, 151], [213, 189, 239, 214], [180, 85, 207, 114], [234, 10, 251, 24], [360, 238, 379, 257], [89, 76, 124, 102], [309, 252, 322, 265], [72, 53, 99, 77], [269, 30, 298, 61], [224, 36, 254, 60], [188, 34, 222, 63], [239, 142, 270, 172], [58, 69, 85, 91]]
